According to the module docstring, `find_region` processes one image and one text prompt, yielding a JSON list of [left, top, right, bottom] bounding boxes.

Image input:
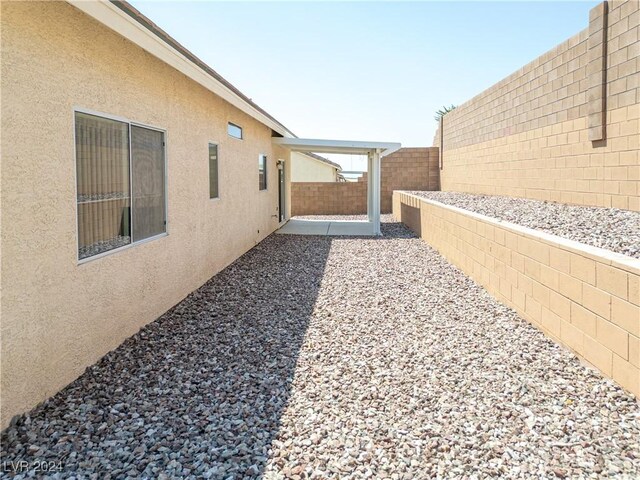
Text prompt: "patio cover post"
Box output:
[[365, 150, 381, 234], [367, 152, 373, 223], [270, 138, 400, 236], [371, 149, 381, 235]]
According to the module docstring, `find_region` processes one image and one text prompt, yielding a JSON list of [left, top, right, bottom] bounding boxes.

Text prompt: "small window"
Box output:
[[227, 122, 242, 139], [209, 143, 219, 199], [259, 154, 267, 190], [75, 111, 166, 261]]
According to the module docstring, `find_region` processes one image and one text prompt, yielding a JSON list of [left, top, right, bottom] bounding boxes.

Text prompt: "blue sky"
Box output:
[[130, 1, 598, 170]]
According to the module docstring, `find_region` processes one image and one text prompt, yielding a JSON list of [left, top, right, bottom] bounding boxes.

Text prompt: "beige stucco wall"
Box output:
[[0, 1, 290, 428], [438, 0, 639, 211], [284, 156, 292, 220], [290, 152, 338, 182], [394, 192, 640, 397]]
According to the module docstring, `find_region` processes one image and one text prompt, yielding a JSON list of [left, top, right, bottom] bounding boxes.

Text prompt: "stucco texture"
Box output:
[[290, 152, 338, 182], [0, 1, 289, 428]]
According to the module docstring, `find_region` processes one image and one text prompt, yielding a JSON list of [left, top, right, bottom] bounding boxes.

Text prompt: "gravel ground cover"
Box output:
[[2, 218, 639, 479], [408, 191, 640, 259]]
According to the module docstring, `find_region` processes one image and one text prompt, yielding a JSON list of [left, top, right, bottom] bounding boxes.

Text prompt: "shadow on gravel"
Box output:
[[0, 234, 333, 479], [380, 220, 418, 239]]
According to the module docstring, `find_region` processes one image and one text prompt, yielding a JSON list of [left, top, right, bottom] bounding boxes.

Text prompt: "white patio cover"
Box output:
[[272, 138, 401, 235]]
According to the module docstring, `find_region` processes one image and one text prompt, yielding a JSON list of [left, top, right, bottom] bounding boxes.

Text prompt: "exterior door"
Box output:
[[278, 161, 285, 222]]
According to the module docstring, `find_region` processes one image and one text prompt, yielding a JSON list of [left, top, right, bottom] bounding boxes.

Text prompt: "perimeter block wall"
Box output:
[[436, 0, 640, 211], [291, 182, 368, 216], [291, 148, 439, 216], [393, 191, 640, 397]]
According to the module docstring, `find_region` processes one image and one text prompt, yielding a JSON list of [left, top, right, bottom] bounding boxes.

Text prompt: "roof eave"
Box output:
[[299, 152, 342, 171], [67, 0, 295, 138]]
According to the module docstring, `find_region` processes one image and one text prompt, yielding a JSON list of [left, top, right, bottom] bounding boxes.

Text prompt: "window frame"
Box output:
[[258, 153, 268, 191], [208, 141, 220, 200], [73, 107, 168, 264], [227, 122, 243, 140]]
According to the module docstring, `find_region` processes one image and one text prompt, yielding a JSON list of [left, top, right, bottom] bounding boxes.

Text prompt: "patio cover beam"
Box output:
[[273, 138, 401, 236], [272, 138, 400, 156]]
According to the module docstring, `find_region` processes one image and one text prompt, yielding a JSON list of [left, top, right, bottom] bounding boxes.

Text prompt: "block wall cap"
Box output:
[[395, 191, 640, 276]]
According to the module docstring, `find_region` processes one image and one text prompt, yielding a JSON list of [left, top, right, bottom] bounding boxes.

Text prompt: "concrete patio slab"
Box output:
[[276, 219, 375, 236], [276, 219, 330, 235], [327, 221, 374, 236]]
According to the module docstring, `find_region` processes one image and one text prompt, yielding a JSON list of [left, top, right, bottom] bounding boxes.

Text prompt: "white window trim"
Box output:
[[208, 141, 221, 201], [73, 107, 169, 264], [258, 153, 268, 191], [227, 122, 243, 140]]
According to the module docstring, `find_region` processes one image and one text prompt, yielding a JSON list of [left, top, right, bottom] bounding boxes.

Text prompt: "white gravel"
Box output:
[[2, 218, 639, 479], [408, 191, 640, 259]]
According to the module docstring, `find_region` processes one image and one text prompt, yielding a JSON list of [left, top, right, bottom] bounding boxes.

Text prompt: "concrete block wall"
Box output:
[[436, 0, 639, 211], [291, 147, 439, 216], [381, 148, 440, 213], [291, 181, 368, 216], [393, 191, 640, 397]]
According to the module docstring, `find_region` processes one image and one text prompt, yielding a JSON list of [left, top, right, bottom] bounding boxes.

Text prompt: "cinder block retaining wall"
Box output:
[[435, 0, 639, 212], [291, 147, 439, 216], [393, 191, 640, 397]]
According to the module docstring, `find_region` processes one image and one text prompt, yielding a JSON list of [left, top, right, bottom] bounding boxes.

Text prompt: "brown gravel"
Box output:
[[2, 217, 639, 479], [408, 191, 640, 259]]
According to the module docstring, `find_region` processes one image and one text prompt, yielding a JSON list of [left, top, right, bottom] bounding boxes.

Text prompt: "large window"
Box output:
[[227, 122, 242, 139], [258, 154, 267, 190], [75, 111, 166, 261], [209, 143, 219, 199]]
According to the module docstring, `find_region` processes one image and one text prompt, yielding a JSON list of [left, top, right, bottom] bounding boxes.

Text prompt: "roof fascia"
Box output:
[[68, 0, 295, 138]]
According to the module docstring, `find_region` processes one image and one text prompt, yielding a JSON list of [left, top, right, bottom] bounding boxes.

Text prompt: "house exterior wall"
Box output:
[[284, 157, 293, 220], [436, 0, 639, 211], [291, 147, 439, 215], [0, 1, 289, 428], [290, 152, 338, 182], [394, 192, 640, 397]]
